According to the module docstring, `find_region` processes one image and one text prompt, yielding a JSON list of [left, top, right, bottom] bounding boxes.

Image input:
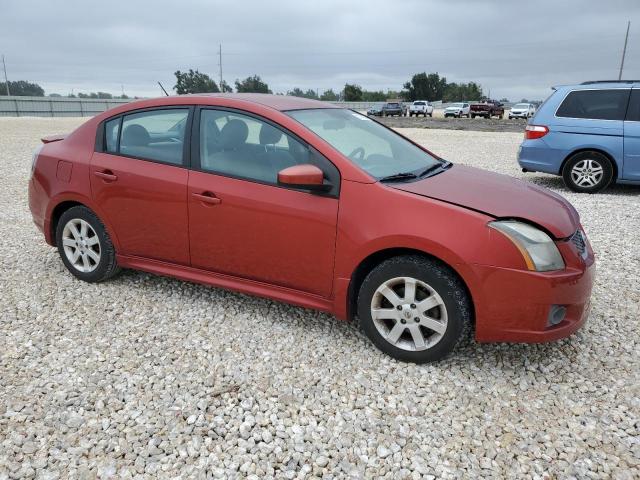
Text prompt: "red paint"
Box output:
[[277, 164, 324, 186], [28, 94, 595, 344]]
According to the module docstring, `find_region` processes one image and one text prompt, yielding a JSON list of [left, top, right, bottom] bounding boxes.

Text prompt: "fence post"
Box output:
[[50, 98, 54, 117], [14, 98, 19, 117], [79, 100, 84, 117]]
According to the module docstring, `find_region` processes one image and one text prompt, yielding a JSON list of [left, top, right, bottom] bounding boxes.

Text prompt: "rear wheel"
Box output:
[[56, 206, 121, 282], [562, 151, 613, 193], [357, 256, 472, 363]]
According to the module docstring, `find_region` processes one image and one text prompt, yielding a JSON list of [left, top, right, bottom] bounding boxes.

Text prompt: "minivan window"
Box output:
[[119, 109, 189, 165], [625, 89, 640, 122], [556, 89, 630, 121]]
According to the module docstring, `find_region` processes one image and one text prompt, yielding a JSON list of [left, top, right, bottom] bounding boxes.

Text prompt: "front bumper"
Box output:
[[509, 111, 528, 118], [470, 241, 595, 343]]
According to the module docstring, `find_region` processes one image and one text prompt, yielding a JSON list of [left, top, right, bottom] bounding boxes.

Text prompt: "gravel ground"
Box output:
[[375, 114, 527, 133], [1, 118, 638, 479]]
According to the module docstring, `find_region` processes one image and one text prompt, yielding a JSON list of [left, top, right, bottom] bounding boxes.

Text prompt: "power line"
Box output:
[[619, 21, 631, 80]]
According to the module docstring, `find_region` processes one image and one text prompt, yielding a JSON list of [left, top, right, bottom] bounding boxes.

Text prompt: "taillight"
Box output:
[[525, 125, 549, 140]]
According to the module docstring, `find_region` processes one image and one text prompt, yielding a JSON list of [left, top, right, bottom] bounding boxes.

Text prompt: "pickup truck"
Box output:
[[470, 100, 505, 119], [381, 102, 405, 117], [408, 100, 434, 117]]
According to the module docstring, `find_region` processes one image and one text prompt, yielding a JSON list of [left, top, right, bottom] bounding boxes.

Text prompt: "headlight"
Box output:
[[489, 220, 565, 272]]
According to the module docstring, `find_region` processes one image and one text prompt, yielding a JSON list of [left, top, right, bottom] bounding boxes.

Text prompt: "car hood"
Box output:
[[393, 165, 579, 238]]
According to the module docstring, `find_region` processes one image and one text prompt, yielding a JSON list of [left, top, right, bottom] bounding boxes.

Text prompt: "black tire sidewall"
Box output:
[[357, 257, 470, 363], [55, 206, 117, 282], [562, 151, 613, 193]]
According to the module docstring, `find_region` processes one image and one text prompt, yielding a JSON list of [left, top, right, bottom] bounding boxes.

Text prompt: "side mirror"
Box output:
[[277, 164, 331, 191]]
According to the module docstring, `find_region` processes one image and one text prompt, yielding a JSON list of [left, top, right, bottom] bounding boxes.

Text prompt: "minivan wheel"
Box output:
[[357, 256, 472, 363], [56, 206, 121, 282], [562, 151, 613, 193]]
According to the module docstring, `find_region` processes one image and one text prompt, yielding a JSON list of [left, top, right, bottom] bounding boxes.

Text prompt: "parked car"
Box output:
[[519, 80, 640, 192], [509, 103, 536, 119], [409, 101, 434, 117], [381, 102, 405, 116], [367, 104, 383, 116], [29, 94, 594, 363], [443, 103, 470, 118], [470, 100, 505, 119]]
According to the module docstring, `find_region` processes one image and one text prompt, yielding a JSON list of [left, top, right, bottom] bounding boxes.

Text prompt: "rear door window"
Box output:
[[119, 109, 189, 165], [625, 89, 640, 121], [556, 89, 630, 120]]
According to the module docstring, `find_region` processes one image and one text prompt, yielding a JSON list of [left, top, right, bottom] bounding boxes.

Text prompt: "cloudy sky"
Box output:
[[2, 0, 638, 101]]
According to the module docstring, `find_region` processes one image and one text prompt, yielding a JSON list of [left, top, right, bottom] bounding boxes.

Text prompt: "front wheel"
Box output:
[[56, 206, 121, 282], [562, 151, 613, 193], [357, 256, 472, 363]]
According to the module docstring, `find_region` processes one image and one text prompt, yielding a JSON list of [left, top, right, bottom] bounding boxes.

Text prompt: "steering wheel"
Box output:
[[348, 147, 365, 161]]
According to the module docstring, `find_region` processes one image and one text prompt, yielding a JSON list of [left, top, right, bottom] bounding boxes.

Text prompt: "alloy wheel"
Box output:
[[370, 276, 448, 351], [570, 159, 604, 187], [62, 218, 101, 273]]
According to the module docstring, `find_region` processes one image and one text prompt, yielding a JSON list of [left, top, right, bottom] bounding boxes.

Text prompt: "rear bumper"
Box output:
[[517, 141, 566, 174], [471, 258, 595, 343]]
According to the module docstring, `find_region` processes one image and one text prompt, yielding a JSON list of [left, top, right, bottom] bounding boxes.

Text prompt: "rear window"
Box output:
[[556, 89, 630, 120], [414, 101, 425, 106]]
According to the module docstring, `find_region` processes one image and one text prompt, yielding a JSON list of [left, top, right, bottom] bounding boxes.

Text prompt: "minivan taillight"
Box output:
[[525, 125, 549, 140]]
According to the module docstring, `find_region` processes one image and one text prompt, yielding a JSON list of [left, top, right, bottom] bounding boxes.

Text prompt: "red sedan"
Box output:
[[28, 94, 595, 363]]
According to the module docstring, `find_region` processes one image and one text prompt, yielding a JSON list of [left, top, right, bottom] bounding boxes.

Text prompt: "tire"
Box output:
[[471, 114, 476, 119], [429, 112, 433, 117], [357, 255, 472, 363], [562, 151, 614, 193], [55, 205, 121, 282]]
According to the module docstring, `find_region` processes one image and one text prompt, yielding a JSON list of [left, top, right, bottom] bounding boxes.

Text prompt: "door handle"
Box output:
[[192, 192, 221, 205], [94, 170, 118, 182]]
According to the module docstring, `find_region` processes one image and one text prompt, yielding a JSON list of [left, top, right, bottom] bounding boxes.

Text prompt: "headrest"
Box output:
[[122, 124, 150, 147], [259, 123, 283, 145], [219, 119, 248, 150]]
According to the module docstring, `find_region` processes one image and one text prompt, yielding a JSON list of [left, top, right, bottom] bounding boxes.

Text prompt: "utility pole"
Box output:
[[2, 55, 10, 96], [218, 44, 223, 90], [618, 21, 631, 80]]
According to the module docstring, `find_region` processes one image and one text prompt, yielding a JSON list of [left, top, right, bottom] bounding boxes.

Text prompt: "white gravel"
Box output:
[[1, 118, 638, 479]]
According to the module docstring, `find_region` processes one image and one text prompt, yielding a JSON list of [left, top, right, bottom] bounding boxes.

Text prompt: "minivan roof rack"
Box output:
[[581, 80, 640, 84]]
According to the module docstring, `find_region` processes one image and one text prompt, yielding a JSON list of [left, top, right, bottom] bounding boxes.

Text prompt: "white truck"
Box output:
[[408, 100, 434, 117]]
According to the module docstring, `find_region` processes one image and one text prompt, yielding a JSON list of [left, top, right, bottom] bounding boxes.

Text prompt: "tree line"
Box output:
[[1, 71, 486, 102]]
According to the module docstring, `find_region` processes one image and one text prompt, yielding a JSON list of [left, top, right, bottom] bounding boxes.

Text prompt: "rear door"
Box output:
[[91, 107, 192, 264], [623, 88, 640, 181]]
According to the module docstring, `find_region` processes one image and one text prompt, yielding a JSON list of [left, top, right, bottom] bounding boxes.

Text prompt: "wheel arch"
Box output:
[[560, 147, 618, 180], [346, 247, 476, 325]]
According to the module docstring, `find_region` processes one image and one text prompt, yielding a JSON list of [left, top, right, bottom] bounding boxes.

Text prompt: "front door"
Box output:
[[90, 107, 192, 264], [623, 88, 640, 181], [188, 108, 339, 297]]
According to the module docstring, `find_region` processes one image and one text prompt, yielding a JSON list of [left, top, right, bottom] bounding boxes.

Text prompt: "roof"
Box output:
[[187, 93, 339, 111], [553, 80, 640, 90]]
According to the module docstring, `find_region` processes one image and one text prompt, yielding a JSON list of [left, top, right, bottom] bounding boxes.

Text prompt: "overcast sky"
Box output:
[[2, 0, 638, 101]]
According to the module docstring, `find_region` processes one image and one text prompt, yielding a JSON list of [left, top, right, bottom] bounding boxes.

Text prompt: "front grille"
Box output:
[[571, 230, 587, 258]]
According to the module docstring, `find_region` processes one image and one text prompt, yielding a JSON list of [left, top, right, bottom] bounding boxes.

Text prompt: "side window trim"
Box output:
[[96, 105, 194, 168], [191, 105, 341, 197]]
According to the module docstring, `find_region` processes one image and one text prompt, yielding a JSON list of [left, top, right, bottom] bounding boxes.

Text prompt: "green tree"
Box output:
[[343, 83, 363, 101], [442, 81, 483, 102], [220, 80, 233, 93], [401, 73, 447, 102], [288, 87, 305, 97], [173, 69, 219, 94], [0, 80, 45, 96], [320, 89, 339, 101], [235, 75, 271, 93]]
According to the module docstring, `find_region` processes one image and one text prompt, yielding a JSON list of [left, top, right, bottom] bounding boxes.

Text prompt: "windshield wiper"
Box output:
[[418, 161, 452, 178], [379, 172, 418, 182]]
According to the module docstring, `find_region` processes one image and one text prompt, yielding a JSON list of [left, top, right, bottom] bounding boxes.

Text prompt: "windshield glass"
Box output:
[[449, 103, 464, 108], [514, 103, 529, 109], [413, 101, 425, 106], [287, 108, 441, 179]]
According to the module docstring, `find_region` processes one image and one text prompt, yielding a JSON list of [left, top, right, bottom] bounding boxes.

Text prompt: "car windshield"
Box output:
[[450, 103, 464, 108], [414, 101, 425, 106], [514, 103, 529, 109], [287, 109, 442, 179]]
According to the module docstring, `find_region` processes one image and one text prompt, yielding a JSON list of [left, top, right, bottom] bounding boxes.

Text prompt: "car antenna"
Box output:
[[158, 81, 169, 96]]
